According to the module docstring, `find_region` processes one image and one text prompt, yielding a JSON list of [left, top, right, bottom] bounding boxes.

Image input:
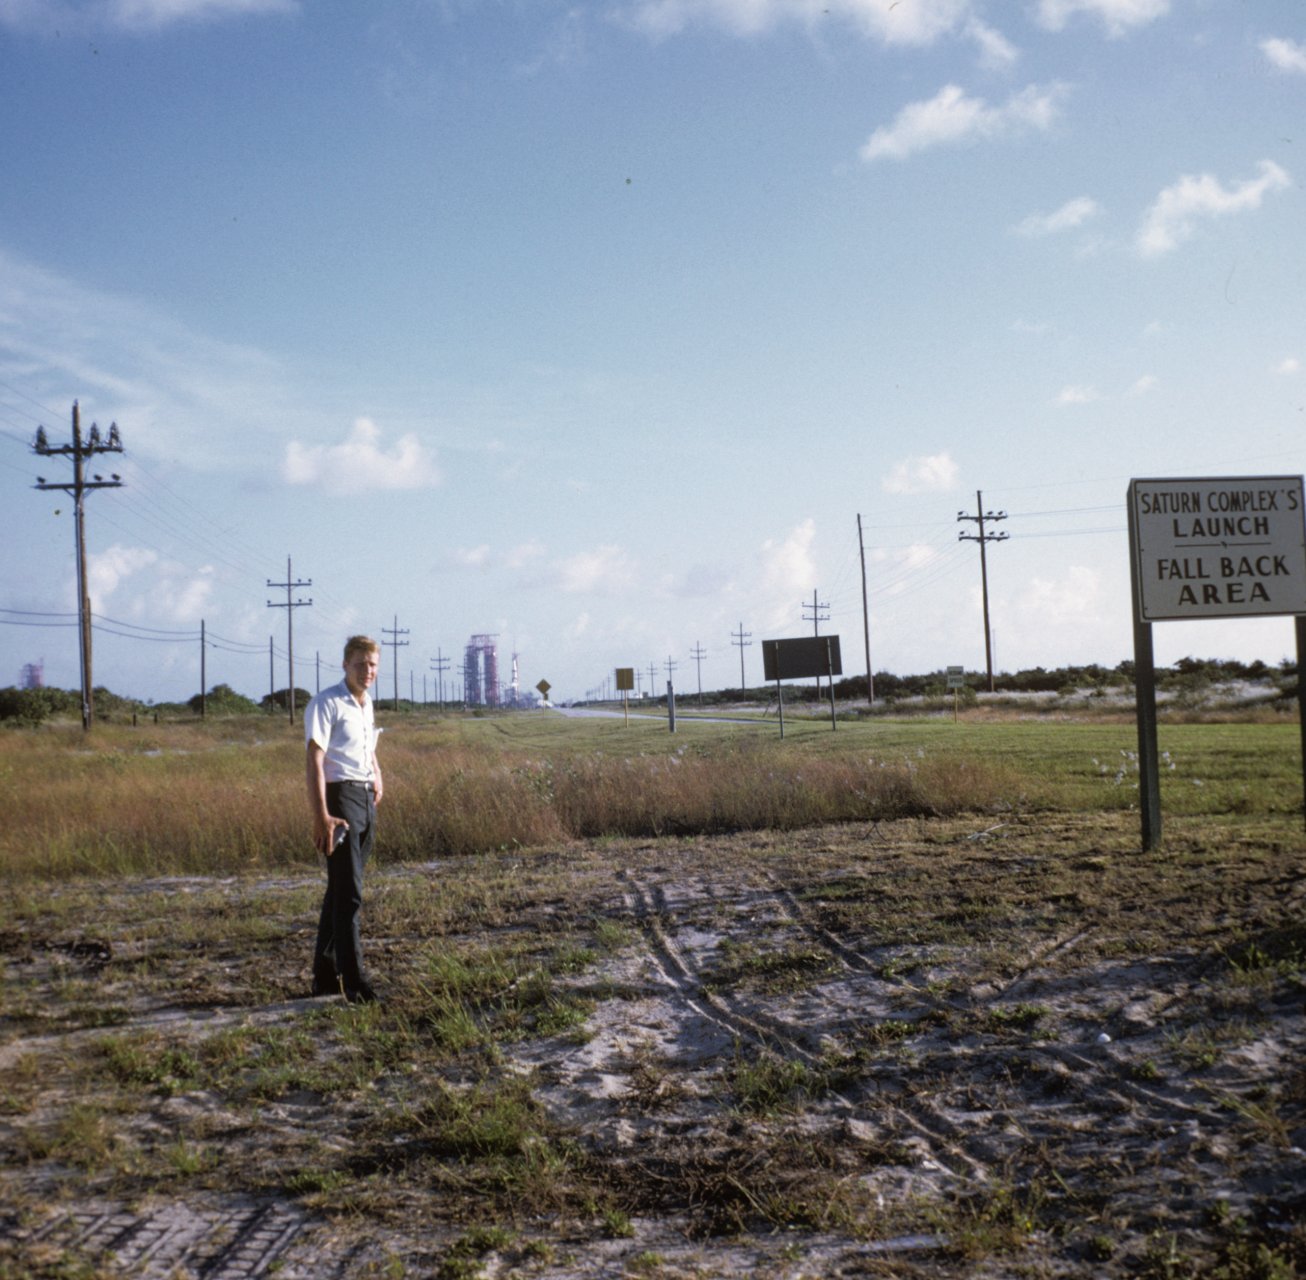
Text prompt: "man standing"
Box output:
[[305, 635, 384, 1003]]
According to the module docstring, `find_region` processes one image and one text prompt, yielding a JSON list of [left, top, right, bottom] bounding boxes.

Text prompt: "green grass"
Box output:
[[0, 713, 1300, 878]]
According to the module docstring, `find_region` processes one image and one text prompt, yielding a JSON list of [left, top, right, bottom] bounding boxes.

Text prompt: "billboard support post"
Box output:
[[827, 638, 837, 730], [773, 642, 785, 740]]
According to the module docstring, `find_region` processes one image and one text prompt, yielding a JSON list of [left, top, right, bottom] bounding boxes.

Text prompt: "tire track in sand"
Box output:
[[619, 870, 989, 1184]]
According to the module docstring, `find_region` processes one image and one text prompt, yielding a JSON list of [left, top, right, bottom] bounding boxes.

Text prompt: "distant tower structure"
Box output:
[[21, 660, 44, 690], [464, 634, 500, 708], [510, 652, 520, 707], [463, 640, 481, 707]]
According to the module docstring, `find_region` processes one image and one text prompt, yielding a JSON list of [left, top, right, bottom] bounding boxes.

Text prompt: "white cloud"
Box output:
[[87, 544, 158, 606], [112, 0, 294, 24], [283, 418, 440, 494], [1128, 374, 1159, 396], [860, 83, 1066, 163], [504, 540, 548, 571], [0, 0, 294, 32], [1033, 0, 1168, 38], [622, 0, 972, 46], [163, 571, 216, 622], [882, 452, 959, 495], [1275, 357, 1302, 376], [552, 544, 635, 595], [660, 563, 733, 597], [759, 518, 817, 603], [1262, 37, 1306, 74], [1014, 196, 1102, 237], [452, 545, 493, 570], [1136, 160, 1291, 258], [0, 247, 295, 469], [966, 17, 1018, 67], [871, 542, 953, 600], [1056, 385, 1101, 406], [1011, 565, 1105, 630]]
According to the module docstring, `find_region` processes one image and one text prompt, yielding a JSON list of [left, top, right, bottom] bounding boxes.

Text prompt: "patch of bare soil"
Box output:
[[2, 813, 1304, 1278]]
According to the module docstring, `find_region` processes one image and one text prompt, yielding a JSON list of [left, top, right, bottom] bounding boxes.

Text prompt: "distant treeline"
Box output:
[[0, 681, 310, 725], [668, 655, 1294, 707], [0, 656, 1296, 725]]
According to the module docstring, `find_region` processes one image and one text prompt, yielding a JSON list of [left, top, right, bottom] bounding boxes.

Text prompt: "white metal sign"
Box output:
[[1129, 476, 1306, 622]]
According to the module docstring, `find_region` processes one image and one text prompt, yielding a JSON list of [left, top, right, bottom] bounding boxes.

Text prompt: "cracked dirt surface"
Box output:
[[2, 812, 1304, 1278]]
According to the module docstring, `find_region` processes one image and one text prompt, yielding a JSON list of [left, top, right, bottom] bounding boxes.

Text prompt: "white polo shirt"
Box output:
[[304, 680, 378, 784]]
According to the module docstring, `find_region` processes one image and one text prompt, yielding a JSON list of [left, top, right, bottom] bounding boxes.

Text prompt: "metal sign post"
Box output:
[[1128, 476, 1306, 848], [946, 665, 966, 723], [615, 668, 634, 726]]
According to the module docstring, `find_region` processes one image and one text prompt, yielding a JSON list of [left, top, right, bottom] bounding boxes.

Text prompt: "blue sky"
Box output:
[[2, 0, 1304, 705]]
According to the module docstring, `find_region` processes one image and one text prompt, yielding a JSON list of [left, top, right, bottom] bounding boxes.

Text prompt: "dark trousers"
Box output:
[[314, 780, 375, 994]]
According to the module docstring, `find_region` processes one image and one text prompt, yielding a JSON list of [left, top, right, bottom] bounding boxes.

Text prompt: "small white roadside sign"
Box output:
[[1128, 476, 1306, 622]]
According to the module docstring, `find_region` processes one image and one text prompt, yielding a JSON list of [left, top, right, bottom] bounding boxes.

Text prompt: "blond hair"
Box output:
[[343, 635, 380, 662]]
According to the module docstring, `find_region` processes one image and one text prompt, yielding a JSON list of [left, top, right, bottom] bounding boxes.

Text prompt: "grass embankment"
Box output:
[[2, 712, 1301, 878]]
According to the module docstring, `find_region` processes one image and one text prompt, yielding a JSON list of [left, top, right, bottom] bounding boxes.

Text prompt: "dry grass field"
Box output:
[[1, 712, 1303, 1278]]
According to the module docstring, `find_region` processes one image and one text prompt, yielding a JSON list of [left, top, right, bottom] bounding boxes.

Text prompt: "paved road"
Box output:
[[549, 706, 772, 727]]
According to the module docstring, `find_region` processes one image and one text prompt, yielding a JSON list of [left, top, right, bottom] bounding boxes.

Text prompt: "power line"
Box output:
[[0, 606, 77, 619], [0, 379, 63, 420], [93, 613, 199, 637], [92, 621, 198, 644], [0, 616, 77, 629]]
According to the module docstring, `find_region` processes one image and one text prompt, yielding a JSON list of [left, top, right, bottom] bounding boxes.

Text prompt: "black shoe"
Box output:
[[344, 982, 379, 1005]]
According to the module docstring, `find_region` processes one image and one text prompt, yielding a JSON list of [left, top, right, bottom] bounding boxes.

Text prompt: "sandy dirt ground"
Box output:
[[2, 813, 1304, 1278]]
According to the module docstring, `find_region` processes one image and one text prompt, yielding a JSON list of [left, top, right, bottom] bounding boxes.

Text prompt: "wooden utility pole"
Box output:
[[690, 642, 707, 705], [267, 556, 312, 724], [731, 621, 752, 691], [431, 649, 451, 712], [857, 514, 874, 706], [803, 589, 830, 698], [957, 490, 1008, 692], [383, 615, 410, 710], [32, 402, 124, 731]]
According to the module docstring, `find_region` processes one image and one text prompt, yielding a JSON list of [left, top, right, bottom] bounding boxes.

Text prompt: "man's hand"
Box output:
[[313, 814, 349, 856]]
